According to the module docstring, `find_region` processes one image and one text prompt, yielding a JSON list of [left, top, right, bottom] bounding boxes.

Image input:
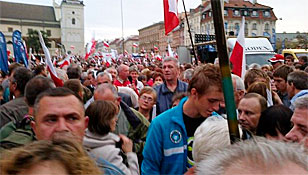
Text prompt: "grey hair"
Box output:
[[231, 74, 245, 91], [106, 67, 118, 76], [163, 57, 180, 68], [95, 83, 118, 98], [97, 71, 112, 81], [287, 71, 308, 90], [193, 117, 231, 163], [248, 63, 261, 69], [294, 95, 308, 110], [183, 69, 194, 81], [195, 137, 308, 175]]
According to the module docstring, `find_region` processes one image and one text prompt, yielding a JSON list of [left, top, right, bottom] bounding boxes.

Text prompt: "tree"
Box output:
[[26, 30, 50, 56]]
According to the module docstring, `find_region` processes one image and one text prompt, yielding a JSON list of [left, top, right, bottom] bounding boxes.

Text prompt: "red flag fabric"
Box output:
[[163, 0, 179, 35], [230, 17, 246, 78]]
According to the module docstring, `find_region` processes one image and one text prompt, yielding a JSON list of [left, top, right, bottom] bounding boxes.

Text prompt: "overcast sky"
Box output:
[[1, 0, 308, 43]]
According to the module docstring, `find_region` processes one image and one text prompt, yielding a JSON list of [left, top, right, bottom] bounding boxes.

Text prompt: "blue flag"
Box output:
[[12, 30, 28, 68], [0, 31, 9, 74]]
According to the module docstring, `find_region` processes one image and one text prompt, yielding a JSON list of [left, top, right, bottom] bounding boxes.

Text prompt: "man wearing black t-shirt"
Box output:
[[142, 64, 224, 174]]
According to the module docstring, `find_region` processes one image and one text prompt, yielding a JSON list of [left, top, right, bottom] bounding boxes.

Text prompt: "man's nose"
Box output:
[[55, 118, 69, 132], [285, 128, 298, 142]]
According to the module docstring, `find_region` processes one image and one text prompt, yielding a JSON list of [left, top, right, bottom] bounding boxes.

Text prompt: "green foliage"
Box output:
[[26, 30, 50, 55]]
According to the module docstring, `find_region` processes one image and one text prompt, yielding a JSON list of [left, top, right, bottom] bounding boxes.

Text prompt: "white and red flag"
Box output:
[[230, 17, 246, 78], [167, 44, 174, 57], [163, 0, 179, 35], [58, 55, 71, 68], [103, 41, 110, 48], [154, 45, 159, 51], [38, 31, 63, 87], [133, 43, 138, 48], [85, 38, 96, 60]]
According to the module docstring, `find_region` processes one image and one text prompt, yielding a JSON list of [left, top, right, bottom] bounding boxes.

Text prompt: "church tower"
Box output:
[[60, 0, 84, 55]]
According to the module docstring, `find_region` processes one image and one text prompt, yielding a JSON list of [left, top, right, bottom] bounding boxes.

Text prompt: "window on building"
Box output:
[[72, 18, 76, 25], [243, 10, 248, 16], [265, 23, 269, 31], [245, 22, 248, 35], [252, 23, 257, 30], [27, 28, 33, 34], [202, 13, 207, 19], [209, 11, 212, 17], [8, 27, 13, 32], [235, 23, 239, 32], [252, 10, 258, 17], [72, 11, 75, 14], [46, 30, 51, 36], [264, 11, 270, 17], [224, 9, 228, 16], [234, 10, 240, 16]]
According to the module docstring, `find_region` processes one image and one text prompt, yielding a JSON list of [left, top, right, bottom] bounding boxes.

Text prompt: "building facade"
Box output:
[[0, 0, 85, 56]]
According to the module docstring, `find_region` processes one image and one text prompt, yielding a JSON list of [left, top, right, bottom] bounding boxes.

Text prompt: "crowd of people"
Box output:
[[0, 53, 308, 174]]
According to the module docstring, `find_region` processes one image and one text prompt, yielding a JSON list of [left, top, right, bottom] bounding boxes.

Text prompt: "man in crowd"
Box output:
[[114, 64, 130, 87], [105, 67, 118, 84], [268, 54, 284, 70], [286, 95, 308, 148], [30, 87, 123, 174], [286, 70, 308, 111], [273, 65, 294, 107], [0, 67, 33, 128], [237, 93, 267, 139], [142, 64, 223, 174], [154, 57, 188, 115]]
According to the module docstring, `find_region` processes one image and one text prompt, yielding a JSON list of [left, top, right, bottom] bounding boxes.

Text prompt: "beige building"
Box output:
[[138, 22, 164, 54], [184, 0, 277, 47], [0, 0, 85, 56]]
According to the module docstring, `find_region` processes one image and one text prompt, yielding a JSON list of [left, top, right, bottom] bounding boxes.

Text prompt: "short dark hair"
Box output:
[[244, 68, 268, 90], [34, 87, 83, 117], [25, 76, 55, 107], [67, 64, 82, 79], [299, 56, 307, 63], [188, 64, 222, 95], [12, 67, 34, 95], [86, 100, 118, 135], [273, 65, 294, 81], [63, 79, 83, 97], [33, 65, 45, 76], [256, 105, 293, 137], [287, 71, 308, 90]]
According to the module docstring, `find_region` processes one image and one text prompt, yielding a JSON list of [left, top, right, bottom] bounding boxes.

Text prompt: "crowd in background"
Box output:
[[0, 53, 308, 175]]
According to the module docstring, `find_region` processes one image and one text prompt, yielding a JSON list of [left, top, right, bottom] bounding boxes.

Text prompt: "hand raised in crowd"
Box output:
[[119, 134, 133, 153]]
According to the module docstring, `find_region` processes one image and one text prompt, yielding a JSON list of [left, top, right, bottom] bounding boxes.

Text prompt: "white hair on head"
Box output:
[[231, 74, 245, 91], [98, 71, 112, 81], [163, 57, 180, 67], [193, 117, 231, 163], [294, 95, 308, 109], [195, 137, 308, 175]]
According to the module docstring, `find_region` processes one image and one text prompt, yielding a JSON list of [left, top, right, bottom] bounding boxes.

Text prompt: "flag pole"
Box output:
[[181, 0, 197, 65], [210, 0, 240, 143], [120, 0, 125, 56]]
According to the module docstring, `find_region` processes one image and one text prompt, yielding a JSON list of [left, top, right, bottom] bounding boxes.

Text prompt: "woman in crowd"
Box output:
[[137, 87, 157, 122], [256, 105, 293, 141], [152, 71, 164, 87], [247, 81, 282, 105], [83, 100, 139, 175], [0, 138, 100, 175]]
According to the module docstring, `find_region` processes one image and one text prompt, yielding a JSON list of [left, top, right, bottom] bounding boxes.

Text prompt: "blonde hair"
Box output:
[[0, 138, 101, 175]]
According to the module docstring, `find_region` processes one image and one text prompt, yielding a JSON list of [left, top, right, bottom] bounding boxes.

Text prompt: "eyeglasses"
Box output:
[[140, 95, 154, 103]]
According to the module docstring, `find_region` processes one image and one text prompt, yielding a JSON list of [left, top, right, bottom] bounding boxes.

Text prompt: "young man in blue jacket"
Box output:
[[142, 64, 224, 174]]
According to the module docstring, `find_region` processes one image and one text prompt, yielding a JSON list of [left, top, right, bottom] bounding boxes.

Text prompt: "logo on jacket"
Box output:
[[170, 130, 182, 144]]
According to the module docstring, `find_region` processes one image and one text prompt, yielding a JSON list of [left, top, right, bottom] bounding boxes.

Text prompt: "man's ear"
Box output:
[[31, 120, 37, 135], [84, 116, 89, 129], [190, 88, 197, 98]]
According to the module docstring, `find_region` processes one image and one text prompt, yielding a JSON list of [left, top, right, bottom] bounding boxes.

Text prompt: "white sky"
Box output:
[[1, 0, 308, 43]]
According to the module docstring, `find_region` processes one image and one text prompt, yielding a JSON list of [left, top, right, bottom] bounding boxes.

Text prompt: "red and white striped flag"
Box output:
[[154, 45, 159, 51], [103, 41, 110, 48], [230, 17, 246, 78], [38, 31, 63, 87], [85, 38, 96, 60], [133, 43, 138, 48], [58, 55, 71, 68], [163, 0, 179, 35]]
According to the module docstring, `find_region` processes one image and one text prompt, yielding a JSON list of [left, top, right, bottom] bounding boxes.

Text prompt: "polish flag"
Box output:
[[167, 44, 174, 57], [163, 0, 179, 35], [58, 55, 71, 68], [38, 31, 63, 87], [133, 43, 138, 48], [230, 17, 246, 78], [103, 41, 110, 48], [85, 39, 96, 60], [154, 45, 159, 51]]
